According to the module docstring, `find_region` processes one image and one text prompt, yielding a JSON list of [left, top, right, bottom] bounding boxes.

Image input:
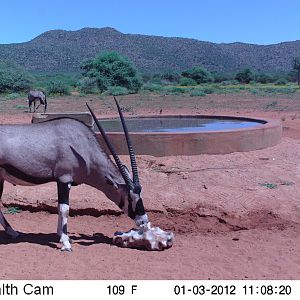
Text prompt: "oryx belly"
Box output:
[[0, 165, 53, 186], [0, 167, 37, 186]]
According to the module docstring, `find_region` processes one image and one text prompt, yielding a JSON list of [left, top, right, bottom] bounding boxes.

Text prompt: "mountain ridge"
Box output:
[[0, 27, 299, 74]]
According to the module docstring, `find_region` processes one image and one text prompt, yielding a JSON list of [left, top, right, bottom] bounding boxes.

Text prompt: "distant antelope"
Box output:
[[28, 90, 47, 113], [0, 97, 148, 251]]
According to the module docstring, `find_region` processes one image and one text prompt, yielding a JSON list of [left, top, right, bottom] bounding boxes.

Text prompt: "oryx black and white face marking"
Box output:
[[120, 189, 147, 226], [87, 98, 149, 227]]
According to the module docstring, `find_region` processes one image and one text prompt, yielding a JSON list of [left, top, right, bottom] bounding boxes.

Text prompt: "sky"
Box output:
[[0, 0, 298, 45]]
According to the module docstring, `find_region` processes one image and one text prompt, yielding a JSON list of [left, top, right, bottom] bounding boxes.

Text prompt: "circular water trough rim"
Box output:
[[95, 115, 282, 156], [96, 114, 281, 135]]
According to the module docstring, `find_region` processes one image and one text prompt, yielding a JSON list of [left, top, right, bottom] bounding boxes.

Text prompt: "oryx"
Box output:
[[28, 90, 47, 113], [0, 98, 148, 251]]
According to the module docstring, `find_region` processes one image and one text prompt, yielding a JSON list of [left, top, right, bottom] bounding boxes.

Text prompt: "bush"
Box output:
[[47, 80, 70, 95], [235, 68, 254, 84], [221, 80, 239, 85], [190, 89, 206, 97], [212, 72, 234, 83], [179, 77, 197, 86], [142, 83, 163, 92], [149, 73, 162, 84], [102, 86, 129, 96], [0, 61, 33, 93], [80, 51, 142, 93], [201, 86, 215, 94], [164, 86, 187, 95], [77, 77, 97, 94], [161, 71, 181, 84], [256, 73, 274, 84], [33, 73, 79, 90], [274, 78, 288, 85], [182, 66, 214, 84], [5, 92, 21, 100]]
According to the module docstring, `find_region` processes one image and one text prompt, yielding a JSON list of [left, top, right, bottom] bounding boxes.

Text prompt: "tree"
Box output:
[[80, 52, 142, 93], [235, 68, 253, 84], [46, 80, 70, 95], [293, 57, 300, 86], [161, 71, 181, 83], [179, 77, 197, 86], [181, 66, 214, 84], [0, 61, 33, 93], [256, 73, 273, 84]]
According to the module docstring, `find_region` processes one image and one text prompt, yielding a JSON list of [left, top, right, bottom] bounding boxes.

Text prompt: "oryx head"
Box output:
[[86, 97, 148, 226]]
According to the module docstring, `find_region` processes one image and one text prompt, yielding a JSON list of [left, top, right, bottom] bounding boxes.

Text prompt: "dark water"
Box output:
[[95, 117, 265, 133]]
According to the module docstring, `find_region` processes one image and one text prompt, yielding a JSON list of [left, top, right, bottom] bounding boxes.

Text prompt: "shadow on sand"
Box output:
[[0, 231, 114, 250]]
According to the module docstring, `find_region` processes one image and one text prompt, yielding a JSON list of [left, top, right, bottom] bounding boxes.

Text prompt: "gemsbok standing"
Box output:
[[0, 98, 148, 251], [28, 90, 47, 113]]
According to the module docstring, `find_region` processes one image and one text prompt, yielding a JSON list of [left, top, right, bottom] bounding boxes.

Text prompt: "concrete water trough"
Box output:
[[32, 113, 282, 156]]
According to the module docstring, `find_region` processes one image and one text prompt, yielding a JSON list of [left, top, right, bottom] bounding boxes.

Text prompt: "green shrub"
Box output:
[[275, 86, 296, 94], [235, 68, 254, 83], [47, 80, 70, 95], [164, 86, 187, 94], [182, 66, 214, 83], [202, 86, 215, 94], [274, 78, 288, 85], [220, 80, 239, 85], [33, 73, 79, 90], [249, 88, 259, 94], [212, 72, 234, 83], [77, 77, 98, 94], [190, 89, 206, 97], [0, 61, 33, 93], [256, 73, 274, 84], [179, 77, 197, 86], [102, 86, 129, 96], [5, 92, 21, 100], [80, 51, 142, 93], [161, 71, 181, 84], [142, 83, 163, 92], [149, 74, 162, 84]]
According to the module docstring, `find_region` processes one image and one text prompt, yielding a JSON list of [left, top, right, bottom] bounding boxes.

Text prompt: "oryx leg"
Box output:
[[35, 102, 41, 111], [0, 180, 19, 238], [57, 181, 72, 252], [33, 100, 36, 112]]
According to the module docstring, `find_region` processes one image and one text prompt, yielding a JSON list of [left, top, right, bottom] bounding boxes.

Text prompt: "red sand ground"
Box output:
[[0, 93, 299, 279]]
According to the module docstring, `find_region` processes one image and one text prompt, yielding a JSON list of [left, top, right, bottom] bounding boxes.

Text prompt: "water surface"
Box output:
[[96, 117, 265, 133]]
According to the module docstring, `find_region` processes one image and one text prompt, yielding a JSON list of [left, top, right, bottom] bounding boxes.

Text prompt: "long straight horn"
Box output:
[[86, 103, 134, 190], [113, 97, 140, 188]]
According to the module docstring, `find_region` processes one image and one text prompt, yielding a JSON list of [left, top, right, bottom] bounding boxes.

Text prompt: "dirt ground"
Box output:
[[0, 93, 299, 279]]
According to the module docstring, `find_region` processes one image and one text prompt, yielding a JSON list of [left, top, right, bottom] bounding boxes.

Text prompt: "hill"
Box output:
[[0, 27, 300, 74]]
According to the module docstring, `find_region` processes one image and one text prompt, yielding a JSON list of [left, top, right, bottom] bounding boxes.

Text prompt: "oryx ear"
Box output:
[[105, 175, 118, 190], [105, 175, 126, 190]]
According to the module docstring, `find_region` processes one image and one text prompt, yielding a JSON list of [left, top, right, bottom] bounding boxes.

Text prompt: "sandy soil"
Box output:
[[0, 93, 299, 279]]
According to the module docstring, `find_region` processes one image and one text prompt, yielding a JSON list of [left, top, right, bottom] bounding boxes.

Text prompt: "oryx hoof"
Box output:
[[61, 246, 73, 252]]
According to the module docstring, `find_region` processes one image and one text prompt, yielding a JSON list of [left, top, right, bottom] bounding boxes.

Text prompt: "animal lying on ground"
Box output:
[[113, 222, 174, 250], [0, 98, 148, 251], [28, 90, 47, 113]]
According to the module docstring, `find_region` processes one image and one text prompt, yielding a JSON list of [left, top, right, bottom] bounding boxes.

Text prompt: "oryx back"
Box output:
[[0, 118, 105, 186]]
